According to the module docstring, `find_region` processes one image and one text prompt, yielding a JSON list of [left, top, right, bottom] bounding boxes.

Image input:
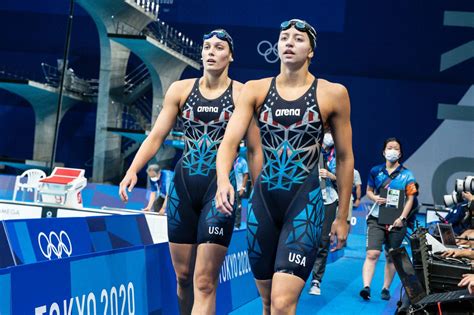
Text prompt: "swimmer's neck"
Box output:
[[201, 69, 230, 90], [277, 65, 314, 88]]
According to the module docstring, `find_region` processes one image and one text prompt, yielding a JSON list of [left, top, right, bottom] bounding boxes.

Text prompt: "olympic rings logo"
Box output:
[[38, 230, 73, 260], [257, 40, 279, 64]]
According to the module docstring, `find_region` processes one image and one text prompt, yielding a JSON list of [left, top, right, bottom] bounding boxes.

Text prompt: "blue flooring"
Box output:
[[230, 234, 402, 315]]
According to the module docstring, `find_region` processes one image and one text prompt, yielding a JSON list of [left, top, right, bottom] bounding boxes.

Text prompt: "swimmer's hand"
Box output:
[[215, 178, 235, 216], [119, 171, 138, 202], [330, 218, 349, 252]]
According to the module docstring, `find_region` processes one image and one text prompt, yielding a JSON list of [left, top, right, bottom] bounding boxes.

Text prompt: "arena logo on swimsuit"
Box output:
[[275, 108, 300, 117], [197, 106, 219, 113], [288, 252, 306, 266], [209, 226, 224, 236]]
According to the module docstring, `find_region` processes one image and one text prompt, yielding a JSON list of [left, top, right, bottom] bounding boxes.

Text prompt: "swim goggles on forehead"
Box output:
[[203, 30, 234, 52], [280, 19, 317, 48]]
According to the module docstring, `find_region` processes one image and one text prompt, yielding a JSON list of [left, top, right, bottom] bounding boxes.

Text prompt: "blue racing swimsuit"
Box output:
[[248, 77, 325, 280], [167, 79, 236, 246]]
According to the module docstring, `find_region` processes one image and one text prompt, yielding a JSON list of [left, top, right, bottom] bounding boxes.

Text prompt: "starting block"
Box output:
[[38, 167, 87, 208]]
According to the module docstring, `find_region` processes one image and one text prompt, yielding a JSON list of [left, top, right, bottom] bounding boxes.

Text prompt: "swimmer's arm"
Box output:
[[245, 116, 263, 184], [329, 84, 354, 221], [217, 81, 258, 182], [126, 81, 182, 174]]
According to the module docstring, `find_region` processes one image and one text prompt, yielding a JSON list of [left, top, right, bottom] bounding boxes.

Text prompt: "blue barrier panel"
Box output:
[[0, 271, 11, 315], [2, 214, 153, 266], [4, 217, 91, 264], [1, 219, 322, 313], [8, 247, 150, 314], [69, 249, 149, 314], [6, 245, 168, 314], [86, 215, 153, 252], [216, 229, 259, 313], [145, 243, 180, 315], [0, 223, 15, 268], [10, 252, 73, 314]]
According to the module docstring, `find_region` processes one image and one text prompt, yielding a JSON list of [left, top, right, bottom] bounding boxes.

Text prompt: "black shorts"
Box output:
[[166, 160, 236, 247], [366, 216, 407, 252]]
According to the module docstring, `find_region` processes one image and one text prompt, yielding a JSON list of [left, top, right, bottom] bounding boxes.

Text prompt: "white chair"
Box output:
[[12, 169, 47, 202]]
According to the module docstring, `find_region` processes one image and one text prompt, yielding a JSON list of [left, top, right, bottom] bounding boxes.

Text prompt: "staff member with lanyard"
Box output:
[[360, 137, 417, 301]]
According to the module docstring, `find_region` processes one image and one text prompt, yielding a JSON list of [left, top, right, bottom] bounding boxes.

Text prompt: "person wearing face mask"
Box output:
[[143, 164, 172, 214], [308, 131, 339, 295], [119, 29, 263, 315], [308, 133, 362, 295], [360, 137, 417, 301]]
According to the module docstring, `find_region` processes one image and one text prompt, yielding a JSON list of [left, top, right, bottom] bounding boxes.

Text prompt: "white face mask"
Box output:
[[384, 149, 400, 162], [150, 177, 159, 182], [323, 133, 334, 147]]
